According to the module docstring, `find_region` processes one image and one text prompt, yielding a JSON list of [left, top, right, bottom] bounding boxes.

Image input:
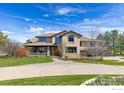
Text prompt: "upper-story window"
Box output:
[[80, 41, 89, 47], [55, 36, 60, 44], [38, 37, 47, 42], [90, 41, 96, 47], [68, 35, 74, 42]]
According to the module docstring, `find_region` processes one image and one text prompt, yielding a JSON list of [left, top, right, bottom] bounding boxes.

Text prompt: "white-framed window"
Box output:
[[66, 47, 77, 53], [68, 35, 74, 42]]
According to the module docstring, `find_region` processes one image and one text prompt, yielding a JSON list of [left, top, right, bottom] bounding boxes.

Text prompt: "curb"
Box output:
[[80, 77, 97, 86]]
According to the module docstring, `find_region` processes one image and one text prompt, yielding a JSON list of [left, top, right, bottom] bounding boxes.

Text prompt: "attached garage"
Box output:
[[80, 50, 87, 56]]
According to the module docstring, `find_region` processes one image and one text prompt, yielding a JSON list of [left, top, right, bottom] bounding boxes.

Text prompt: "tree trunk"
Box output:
[[120, 48, 122, 55], [113, 40, 115, 56]]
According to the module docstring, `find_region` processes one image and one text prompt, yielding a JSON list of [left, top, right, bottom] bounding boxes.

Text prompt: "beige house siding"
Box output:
[[52, 37, 55, 44], [25, 31, 104, 58], [80, 41, 90, 56], [80, 41, 90, 47], [52, 34, 60, 44], [61, 32, 81, 58]]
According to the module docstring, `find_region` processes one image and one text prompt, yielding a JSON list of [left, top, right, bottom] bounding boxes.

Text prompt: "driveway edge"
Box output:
[[80, 77, 97, 86]]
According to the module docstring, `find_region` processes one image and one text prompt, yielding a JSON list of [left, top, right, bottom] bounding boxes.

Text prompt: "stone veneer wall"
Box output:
[[61, 32, 81, 58]]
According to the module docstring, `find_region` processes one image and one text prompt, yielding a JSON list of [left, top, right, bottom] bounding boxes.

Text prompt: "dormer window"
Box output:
[[68, 35, 74, 42]]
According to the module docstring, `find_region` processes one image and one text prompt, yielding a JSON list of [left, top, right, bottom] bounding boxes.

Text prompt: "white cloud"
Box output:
[[43, 14, 49, 17], [1, 30, 14, 34], [72, 5, 124, 34], [45, 30, 61, 33], [83, 18, 90, 22], [28, 27, 44, 34], [2, 14, 32, 22], [74, 26, 124, 37], [56, 7, 86, 15], [33, 21, 37, 23], [24, 18, 31, 22], [100, 27, 124, 33], [57, 7, 73, 15], [38, 18, 71, 26]]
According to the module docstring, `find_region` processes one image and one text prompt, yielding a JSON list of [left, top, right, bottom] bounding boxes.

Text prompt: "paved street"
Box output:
[[0, 58, 124, 81]]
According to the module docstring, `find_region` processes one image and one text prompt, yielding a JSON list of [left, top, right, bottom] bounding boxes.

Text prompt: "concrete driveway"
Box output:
[[0, 58, 124, 81]]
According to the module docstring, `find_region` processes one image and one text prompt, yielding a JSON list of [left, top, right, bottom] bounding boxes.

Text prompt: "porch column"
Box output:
[[47, 46, 50, 56]]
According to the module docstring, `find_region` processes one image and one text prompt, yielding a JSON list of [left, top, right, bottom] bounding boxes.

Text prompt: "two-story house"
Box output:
[[24, 30, 104, 58]]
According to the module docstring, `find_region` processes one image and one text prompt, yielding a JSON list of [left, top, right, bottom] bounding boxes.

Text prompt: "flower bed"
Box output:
[[86, 75, 124, 85]]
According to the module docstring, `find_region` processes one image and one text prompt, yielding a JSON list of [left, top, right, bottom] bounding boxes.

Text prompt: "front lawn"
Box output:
[[73, 59, 124, 66], [0, 75, 96, 85], [0, 75, 123, 85], [0, 56, 53, 67]]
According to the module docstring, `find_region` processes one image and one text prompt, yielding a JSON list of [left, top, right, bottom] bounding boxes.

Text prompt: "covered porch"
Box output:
[[26, 46, 60, 56], [24, 42, 61, 56]]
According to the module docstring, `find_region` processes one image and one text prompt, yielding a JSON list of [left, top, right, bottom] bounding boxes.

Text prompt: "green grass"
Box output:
[[72, 59, 124, 66], [0, 56, 53, 67], [0, 75, 96, 85]]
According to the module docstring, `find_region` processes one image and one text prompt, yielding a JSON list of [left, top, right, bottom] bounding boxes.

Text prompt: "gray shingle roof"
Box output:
[[24, 42, 55, 46], [36, 33, 57, 37]]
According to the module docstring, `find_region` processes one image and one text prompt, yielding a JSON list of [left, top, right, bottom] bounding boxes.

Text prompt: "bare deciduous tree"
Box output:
[[2, 39, 20, 56], [87, 26, 105, 61]]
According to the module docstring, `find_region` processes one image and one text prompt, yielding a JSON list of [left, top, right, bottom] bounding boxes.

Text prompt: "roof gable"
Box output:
[[60, 31, 82, 37], [52, 30, 68, 37], [35, 30, 82, 38]]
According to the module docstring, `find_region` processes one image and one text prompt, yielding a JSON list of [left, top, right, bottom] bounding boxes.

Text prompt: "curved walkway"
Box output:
[[0, 58, 124, 81]]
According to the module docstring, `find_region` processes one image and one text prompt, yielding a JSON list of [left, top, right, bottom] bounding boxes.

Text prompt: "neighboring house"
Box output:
[[24, 30, 104, 58]]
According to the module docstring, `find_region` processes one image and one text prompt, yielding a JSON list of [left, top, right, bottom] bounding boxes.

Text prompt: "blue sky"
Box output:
[[0, 3, 124, 43]]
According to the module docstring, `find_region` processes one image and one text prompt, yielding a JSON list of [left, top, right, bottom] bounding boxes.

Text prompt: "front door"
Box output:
[[50, 46, 60, 56]]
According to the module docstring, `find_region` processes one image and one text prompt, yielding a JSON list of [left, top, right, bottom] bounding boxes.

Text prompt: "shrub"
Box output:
[[16, 48, 29, 57], [63, 56, 68, 60], [52, 47, 61, 56], [86, 75, 124, 85]]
